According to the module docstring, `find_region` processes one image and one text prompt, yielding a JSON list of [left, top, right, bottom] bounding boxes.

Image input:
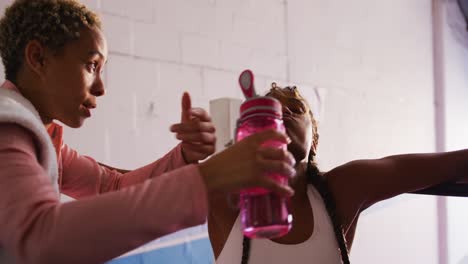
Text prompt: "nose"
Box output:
[[90, 74, 106, 97]]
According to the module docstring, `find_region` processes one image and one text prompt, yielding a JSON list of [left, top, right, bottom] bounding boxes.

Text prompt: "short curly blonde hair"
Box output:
[[0, 0, 101, 82]]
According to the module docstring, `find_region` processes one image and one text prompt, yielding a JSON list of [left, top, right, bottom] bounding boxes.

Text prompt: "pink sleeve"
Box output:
[[61, 143, 189, 198], [0, 124, 208, 264]]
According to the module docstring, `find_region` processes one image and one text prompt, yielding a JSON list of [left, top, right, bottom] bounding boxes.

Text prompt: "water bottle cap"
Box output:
[[239, 96, 283, 120]]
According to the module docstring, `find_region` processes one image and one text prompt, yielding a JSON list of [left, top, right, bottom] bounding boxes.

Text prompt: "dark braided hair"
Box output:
[[306, 154, 350, 264], [240, 84, 350, 264], [241, 234, 251, 264]]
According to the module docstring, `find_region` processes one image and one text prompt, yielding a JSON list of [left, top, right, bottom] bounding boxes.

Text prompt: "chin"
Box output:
[[64, 118, 85, 128], [287, 143, 307, 163]]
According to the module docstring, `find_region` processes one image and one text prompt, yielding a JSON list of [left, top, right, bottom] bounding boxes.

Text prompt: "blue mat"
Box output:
[[107, 237, 214, 264]]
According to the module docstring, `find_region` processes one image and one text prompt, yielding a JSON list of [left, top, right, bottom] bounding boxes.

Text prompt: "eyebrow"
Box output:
[[88, 50, 108, 64]]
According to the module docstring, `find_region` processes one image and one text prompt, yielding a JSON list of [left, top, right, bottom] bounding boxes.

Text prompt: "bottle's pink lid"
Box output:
[[239, 96, 283, 121]]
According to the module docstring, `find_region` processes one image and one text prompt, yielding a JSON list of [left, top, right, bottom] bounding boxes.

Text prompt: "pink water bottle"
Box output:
[[236, 70, 292, 239]]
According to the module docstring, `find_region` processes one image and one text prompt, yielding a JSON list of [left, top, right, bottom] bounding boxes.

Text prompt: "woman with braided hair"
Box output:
[[209, 84, 468, 264], [0, 1, 297, 263]]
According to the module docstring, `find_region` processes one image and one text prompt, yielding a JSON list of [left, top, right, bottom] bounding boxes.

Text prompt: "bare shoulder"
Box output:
[[322, 160, 371, 231], [322, 158, 393, 230]]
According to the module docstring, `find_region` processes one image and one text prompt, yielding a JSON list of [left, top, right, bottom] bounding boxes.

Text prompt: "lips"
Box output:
[[80, 106, 91, 117], [80, 103, 95, 118], [82, 101, 97, 109]]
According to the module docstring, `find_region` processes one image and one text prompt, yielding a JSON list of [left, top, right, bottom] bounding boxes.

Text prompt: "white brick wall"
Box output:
[[182, 33, 220, 67], [0, 0, 463, 263], [287, 0, 439, 264], [101, 13, 133, 55]]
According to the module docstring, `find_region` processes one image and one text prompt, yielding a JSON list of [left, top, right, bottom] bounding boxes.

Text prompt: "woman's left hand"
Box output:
[[170, 92, 216, 163]]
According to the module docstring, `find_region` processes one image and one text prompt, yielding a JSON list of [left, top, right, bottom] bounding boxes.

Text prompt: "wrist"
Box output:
[[181, 146, 193, 164]]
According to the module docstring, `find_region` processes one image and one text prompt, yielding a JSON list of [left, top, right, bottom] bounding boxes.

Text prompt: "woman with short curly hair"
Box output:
[[0, 0, 101, 83], [0, 1, 297, 263]]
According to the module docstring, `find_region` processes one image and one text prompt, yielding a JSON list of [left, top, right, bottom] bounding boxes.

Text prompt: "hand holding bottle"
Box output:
[[198, 129, 296, 196]]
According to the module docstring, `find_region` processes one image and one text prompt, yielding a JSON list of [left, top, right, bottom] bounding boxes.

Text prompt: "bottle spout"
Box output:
[[239, 69, 258, 99]]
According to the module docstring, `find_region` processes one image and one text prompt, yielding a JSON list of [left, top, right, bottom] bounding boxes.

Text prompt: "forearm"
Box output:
[[141, 143, 188, 176], [337, 149, 468, 210], [62, 144, 189, 197], [384, 149, 468, 191], [450, 149, 468, 183], [410, 149, 468, 196], [114, 144, 189, 188], [421, 149, 468, 183], [458, 169, 468, 183], [100, 144, 188, 178], [2, 165, 208, 264]]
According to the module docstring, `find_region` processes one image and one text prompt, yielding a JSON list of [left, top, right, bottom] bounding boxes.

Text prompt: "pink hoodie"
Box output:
[[0, 81, 208, 264]]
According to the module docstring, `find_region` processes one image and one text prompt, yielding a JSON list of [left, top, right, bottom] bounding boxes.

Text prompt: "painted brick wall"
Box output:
[[287, 1, 438, 264]]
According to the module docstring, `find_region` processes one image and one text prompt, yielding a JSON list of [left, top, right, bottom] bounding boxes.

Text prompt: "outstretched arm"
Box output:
[[0, 124, 208, 264], [326, 149, 468, 229], [62, 93, 216, 198], [61, 143, 189, 198]]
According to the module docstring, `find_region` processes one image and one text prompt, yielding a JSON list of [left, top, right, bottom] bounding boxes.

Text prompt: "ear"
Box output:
[[24, 40, 48, 79]]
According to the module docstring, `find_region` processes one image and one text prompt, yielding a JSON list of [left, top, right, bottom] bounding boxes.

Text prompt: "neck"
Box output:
[[15, 74, 53, 126], [290, 162, 309, 200]]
